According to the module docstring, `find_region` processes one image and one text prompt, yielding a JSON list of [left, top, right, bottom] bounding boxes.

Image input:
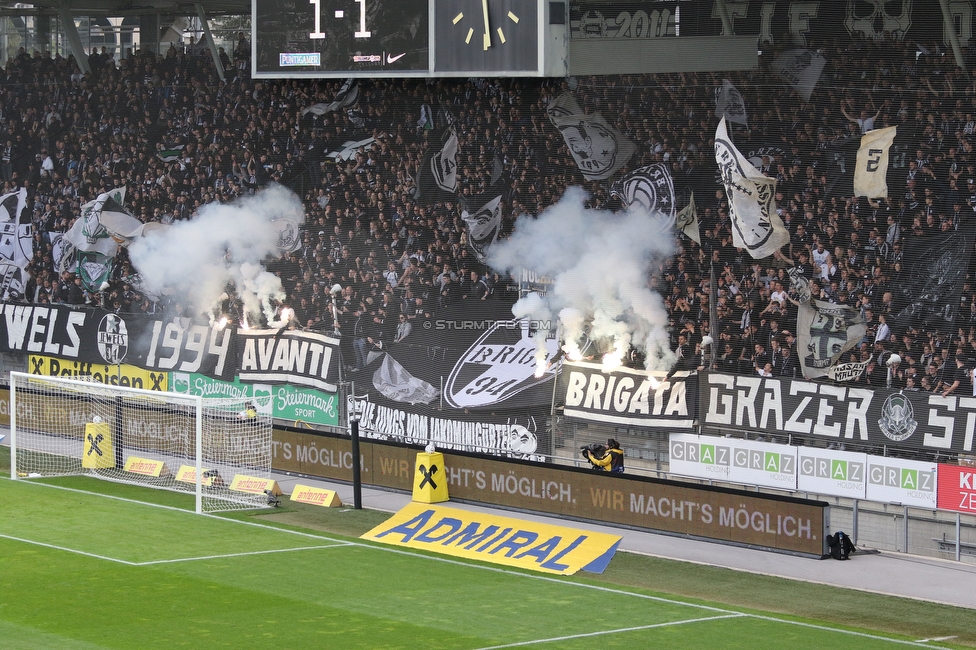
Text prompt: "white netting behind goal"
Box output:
[[9, 372, 273, 513]]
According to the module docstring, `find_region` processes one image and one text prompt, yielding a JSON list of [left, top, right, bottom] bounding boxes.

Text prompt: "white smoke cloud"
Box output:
[[489, 187, 676, 372], [127, 184, 304, 325]]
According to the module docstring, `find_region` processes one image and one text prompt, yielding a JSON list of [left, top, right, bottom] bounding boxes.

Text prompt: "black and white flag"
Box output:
[[892, 229, 974, 333], [714, 118, 788, 259], [853, 126, 908, 199], [0, 188, 30, 300], [610, 163, 676, 230], [302, 79, 359, 116], [547, 92, 636, 181], [675, 193, 700, 244], [417, 129, 459, 204], [715, 79, 747, 126], [770, 49, 825, 103], [461, 193, 503, 263], [796, 298, 866, 380]]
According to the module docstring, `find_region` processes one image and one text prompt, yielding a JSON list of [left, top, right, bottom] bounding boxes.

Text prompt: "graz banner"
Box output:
[[669, 434, 797, 490], [271, 428, 829, 556], [701, 373, 976, 455], [559, 362, 695, 428]]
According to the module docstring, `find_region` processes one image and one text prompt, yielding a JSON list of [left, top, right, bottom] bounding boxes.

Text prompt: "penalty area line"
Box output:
[[0, 533, 138, 566], [134, 543, 353, 565], [473, 613, 747, 649]]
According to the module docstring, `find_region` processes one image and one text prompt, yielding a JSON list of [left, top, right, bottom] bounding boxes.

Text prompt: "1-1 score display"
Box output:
[[252, 0, 430, 77]]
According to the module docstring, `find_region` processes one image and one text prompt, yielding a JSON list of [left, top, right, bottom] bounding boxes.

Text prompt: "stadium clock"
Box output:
[[252, 0, 431, 77], [432, 0, 541, 74]]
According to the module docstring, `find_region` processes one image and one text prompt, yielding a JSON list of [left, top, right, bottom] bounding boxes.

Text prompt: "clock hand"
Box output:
[[482, 0, 491, 50]]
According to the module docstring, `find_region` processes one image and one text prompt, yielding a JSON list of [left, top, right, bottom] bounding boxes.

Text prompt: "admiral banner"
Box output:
[[701, 373, 976, 454], [362, 502, 622, 575], [560, 362, 695, 428], [669, 433, 797, 490]]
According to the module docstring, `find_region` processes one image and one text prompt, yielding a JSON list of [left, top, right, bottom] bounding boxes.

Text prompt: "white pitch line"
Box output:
[[916, 637, 958, 643], [473, 614, 746, 649], [3, 479, 960, 648], [0, 533, 138, 566], [746, 615, 953, 648], [134, 543, 352, 566]]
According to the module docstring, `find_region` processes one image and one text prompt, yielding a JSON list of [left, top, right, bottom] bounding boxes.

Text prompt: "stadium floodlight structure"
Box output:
[[9, 371, 273, 513]]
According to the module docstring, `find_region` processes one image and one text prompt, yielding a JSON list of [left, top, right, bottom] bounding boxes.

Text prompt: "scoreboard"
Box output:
[[252, 0, 555, 78]]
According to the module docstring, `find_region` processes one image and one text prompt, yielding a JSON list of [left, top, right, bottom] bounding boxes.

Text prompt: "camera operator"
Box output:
[[581, 438, 624, 473]]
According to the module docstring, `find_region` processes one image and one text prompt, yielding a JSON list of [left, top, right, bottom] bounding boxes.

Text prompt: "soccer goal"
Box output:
[[9, 371, 274, 513]]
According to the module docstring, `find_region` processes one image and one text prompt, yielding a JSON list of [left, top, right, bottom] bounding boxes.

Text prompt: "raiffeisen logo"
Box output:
[[444, 319, 558, 409]]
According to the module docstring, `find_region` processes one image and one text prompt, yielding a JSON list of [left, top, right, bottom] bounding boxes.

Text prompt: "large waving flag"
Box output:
[[547, 92, 635, 180], [715, 79, 748, 126], [417, 128, 459, 205], [0, 188, 31, 299], [770, 49, 826, 103], [714, 118, 788, 259], [61, 189, 149, 291]]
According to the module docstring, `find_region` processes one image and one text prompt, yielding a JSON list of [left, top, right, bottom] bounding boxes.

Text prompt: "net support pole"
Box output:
[[114, 395, 124, 470], [852, 498, 859, 545], [351, 415, 362, 509], [9, 375, 17, 480], [956, 513, 962, 562], [195, 396, 203, 514]]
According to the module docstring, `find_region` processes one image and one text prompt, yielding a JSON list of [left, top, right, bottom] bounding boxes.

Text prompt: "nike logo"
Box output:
[[387, 52, 406, 63]]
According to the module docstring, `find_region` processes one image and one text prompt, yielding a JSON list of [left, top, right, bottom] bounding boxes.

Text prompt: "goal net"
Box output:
[[9, 371, 273, 513]]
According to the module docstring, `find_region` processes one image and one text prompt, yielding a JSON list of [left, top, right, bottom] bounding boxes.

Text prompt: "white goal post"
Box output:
[[9, 371, 274, 513]]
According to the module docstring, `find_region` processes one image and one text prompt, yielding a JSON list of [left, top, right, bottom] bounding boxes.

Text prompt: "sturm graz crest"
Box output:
[[878, 391, 917, 442], [97, 313, 128, 365]]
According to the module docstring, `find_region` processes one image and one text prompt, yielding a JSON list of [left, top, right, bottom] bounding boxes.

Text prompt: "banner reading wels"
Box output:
[[362, 502, 621, 575]]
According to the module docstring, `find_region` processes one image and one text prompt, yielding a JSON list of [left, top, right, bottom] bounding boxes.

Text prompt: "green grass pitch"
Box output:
[[0, 474, 974, 649]]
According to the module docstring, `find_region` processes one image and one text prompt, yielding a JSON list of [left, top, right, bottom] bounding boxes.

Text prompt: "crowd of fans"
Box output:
[[3, 29, 976, 389]]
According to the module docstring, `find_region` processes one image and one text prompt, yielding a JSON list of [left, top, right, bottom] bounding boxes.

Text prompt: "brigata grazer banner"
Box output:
[[700, 373, 976, 454], [559, 362, 695, 428], [271, 427, 829, 556]]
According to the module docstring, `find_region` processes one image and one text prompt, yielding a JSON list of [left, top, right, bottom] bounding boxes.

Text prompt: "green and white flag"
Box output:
[[157, 145, 184, 162], [78, 251, 113, 292]]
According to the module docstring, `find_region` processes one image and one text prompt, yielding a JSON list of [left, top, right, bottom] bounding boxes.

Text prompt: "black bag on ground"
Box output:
[[827, 531, 856, 560]]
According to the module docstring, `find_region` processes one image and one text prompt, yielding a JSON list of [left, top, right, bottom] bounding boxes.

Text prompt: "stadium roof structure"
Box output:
[[0, 0, 249, 17]]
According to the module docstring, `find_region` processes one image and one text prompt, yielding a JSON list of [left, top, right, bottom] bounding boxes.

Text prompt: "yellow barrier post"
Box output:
[[412, 451, 449, 503], [82, 420, 115, 469]]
